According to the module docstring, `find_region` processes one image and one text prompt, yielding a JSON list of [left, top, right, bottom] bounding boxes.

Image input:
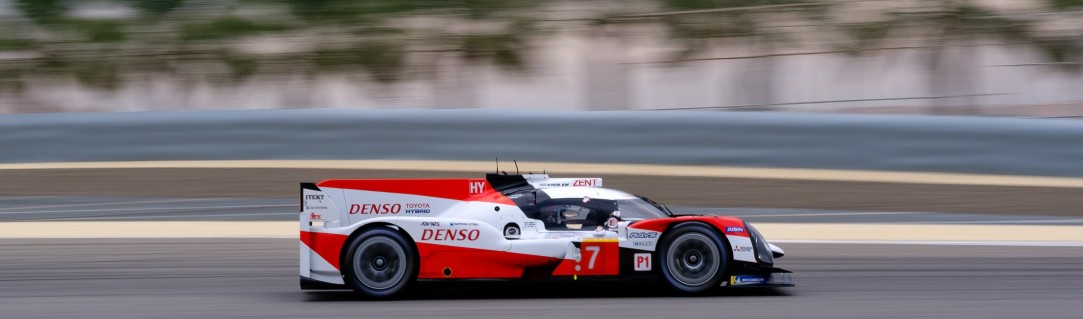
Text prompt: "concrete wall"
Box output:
[[2, 109, 1081, 177]]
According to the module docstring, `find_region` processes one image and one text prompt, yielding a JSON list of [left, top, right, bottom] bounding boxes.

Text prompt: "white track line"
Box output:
[[1, 222, 1082, 244], [911, 219, 1083, 225], [42, 212, 299, 221], [772, 240, 1083, 247], [0, 195, 63, 200], [0, 204, 294, 215], [0, 221, 297, 238], [733, 211, 932, 218], [4, 160, 1083, 188], [0, 198, 223, 212]]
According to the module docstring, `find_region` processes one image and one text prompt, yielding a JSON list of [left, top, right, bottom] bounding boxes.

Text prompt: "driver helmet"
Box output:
[[545, 206, 565, 224]]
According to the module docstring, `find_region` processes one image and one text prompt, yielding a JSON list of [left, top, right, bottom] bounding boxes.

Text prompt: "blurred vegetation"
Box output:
[[641, 1, 833, 109], [837, 0, 1082, 112], [0, 0, 550, 90], [178, 16, 289, 41], [0, 0, 1080, 110]]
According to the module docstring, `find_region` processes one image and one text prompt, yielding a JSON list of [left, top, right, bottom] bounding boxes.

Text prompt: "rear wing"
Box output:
[[524, 174, 602, 188], [486, 173, 602, 191]]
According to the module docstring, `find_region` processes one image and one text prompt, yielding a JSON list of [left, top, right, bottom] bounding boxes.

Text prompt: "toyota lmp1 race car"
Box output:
[[299, 173, 793, 298]]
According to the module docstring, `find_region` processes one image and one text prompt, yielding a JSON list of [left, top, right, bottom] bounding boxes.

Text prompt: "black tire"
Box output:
[[341, 227, 417, 298], [657, 223, 730, 294]]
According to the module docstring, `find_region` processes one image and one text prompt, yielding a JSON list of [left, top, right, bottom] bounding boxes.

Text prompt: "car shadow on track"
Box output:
[[303, 282, 790, 302]]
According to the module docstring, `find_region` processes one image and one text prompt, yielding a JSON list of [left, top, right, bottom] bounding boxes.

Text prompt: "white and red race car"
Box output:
[[300, 173, 792, 298]]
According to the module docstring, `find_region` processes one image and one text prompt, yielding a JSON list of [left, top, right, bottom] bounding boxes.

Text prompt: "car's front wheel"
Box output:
[[658, 223, 730, 293], [341, 227, 417, 298]]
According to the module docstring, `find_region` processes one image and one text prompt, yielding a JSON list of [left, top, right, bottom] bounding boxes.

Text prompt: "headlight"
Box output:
[[745, 222, 773, 266]]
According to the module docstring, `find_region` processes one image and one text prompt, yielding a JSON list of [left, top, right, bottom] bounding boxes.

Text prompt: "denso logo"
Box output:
[[348, 203, 401, 215], [421, 229, 480, 241], [628, 232, 658, 239]]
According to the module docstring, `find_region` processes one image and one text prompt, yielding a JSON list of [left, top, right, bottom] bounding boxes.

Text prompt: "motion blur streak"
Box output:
[[4, 221, 1083, 244], [4, 160, 1083, 188], [2, 1, 1083, 114], [1, 0, 1081, 317]]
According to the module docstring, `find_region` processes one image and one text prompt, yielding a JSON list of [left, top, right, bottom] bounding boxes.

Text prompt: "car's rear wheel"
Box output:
[[341, 227, 416, 298], [658, 223, 729, 293]]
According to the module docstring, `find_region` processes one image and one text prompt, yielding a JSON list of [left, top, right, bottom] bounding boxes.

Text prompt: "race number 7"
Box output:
[[578, 241, 618, 275], [584, 246, 600, 269]]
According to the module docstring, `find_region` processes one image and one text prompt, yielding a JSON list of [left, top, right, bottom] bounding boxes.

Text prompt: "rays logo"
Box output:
[[420, 222, 440, 227], [628, 232, 658, 239]]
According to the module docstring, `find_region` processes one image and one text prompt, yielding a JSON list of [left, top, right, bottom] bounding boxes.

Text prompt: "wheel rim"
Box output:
[[353, 236, 407, 290], [666, 232, 720, 287]]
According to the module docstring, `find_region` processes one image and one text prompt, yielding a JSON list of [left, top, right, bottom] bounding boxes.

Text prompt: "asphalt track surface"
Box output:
[[2, 168, 1082, 318], [1, 239, 1081, 319], [5, 195, 1083, 225]]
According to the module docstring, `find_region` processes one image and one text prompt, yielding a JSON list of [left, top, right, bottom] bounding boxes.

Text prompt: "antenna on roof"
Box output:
[[513, 160, 519, 175], [495, 157, 499, 174]]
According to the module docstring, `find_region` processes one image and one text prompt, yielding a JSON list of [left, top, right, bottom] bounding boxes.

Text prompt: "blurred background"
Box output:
[[3, 2, 1083, 318], [2, 0, 1083, 116]]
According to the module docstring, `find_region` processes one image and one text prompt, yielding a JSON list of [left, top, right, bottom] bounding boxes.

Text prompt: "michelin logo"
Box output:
[[730, 275, 766, 286]]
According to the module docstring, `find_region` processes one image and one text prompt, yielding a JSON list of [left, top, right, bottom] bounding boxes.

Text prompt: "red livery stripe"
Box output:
[[318, 179, 515, 205], [551, 240, 619, 276], [630, 215, 748, 235], [416, 243, 561, 279], [300, 231, 349, 270]]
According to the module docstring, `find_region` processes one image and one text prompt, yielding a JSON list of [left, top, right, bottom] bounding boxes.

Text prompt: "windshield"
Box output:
[[614, 197, 671, 220]]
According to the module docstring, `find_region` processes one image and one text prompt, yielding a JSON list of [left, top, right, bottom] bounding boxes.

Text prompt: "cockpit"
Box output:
[[508, 187, 672, 231]]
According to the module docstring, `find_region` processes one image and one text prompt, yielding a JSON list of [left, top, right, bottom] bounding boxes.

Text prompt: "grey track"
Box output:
[[5, 195, 1083, 225], [1, 239, 1080, 319]]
